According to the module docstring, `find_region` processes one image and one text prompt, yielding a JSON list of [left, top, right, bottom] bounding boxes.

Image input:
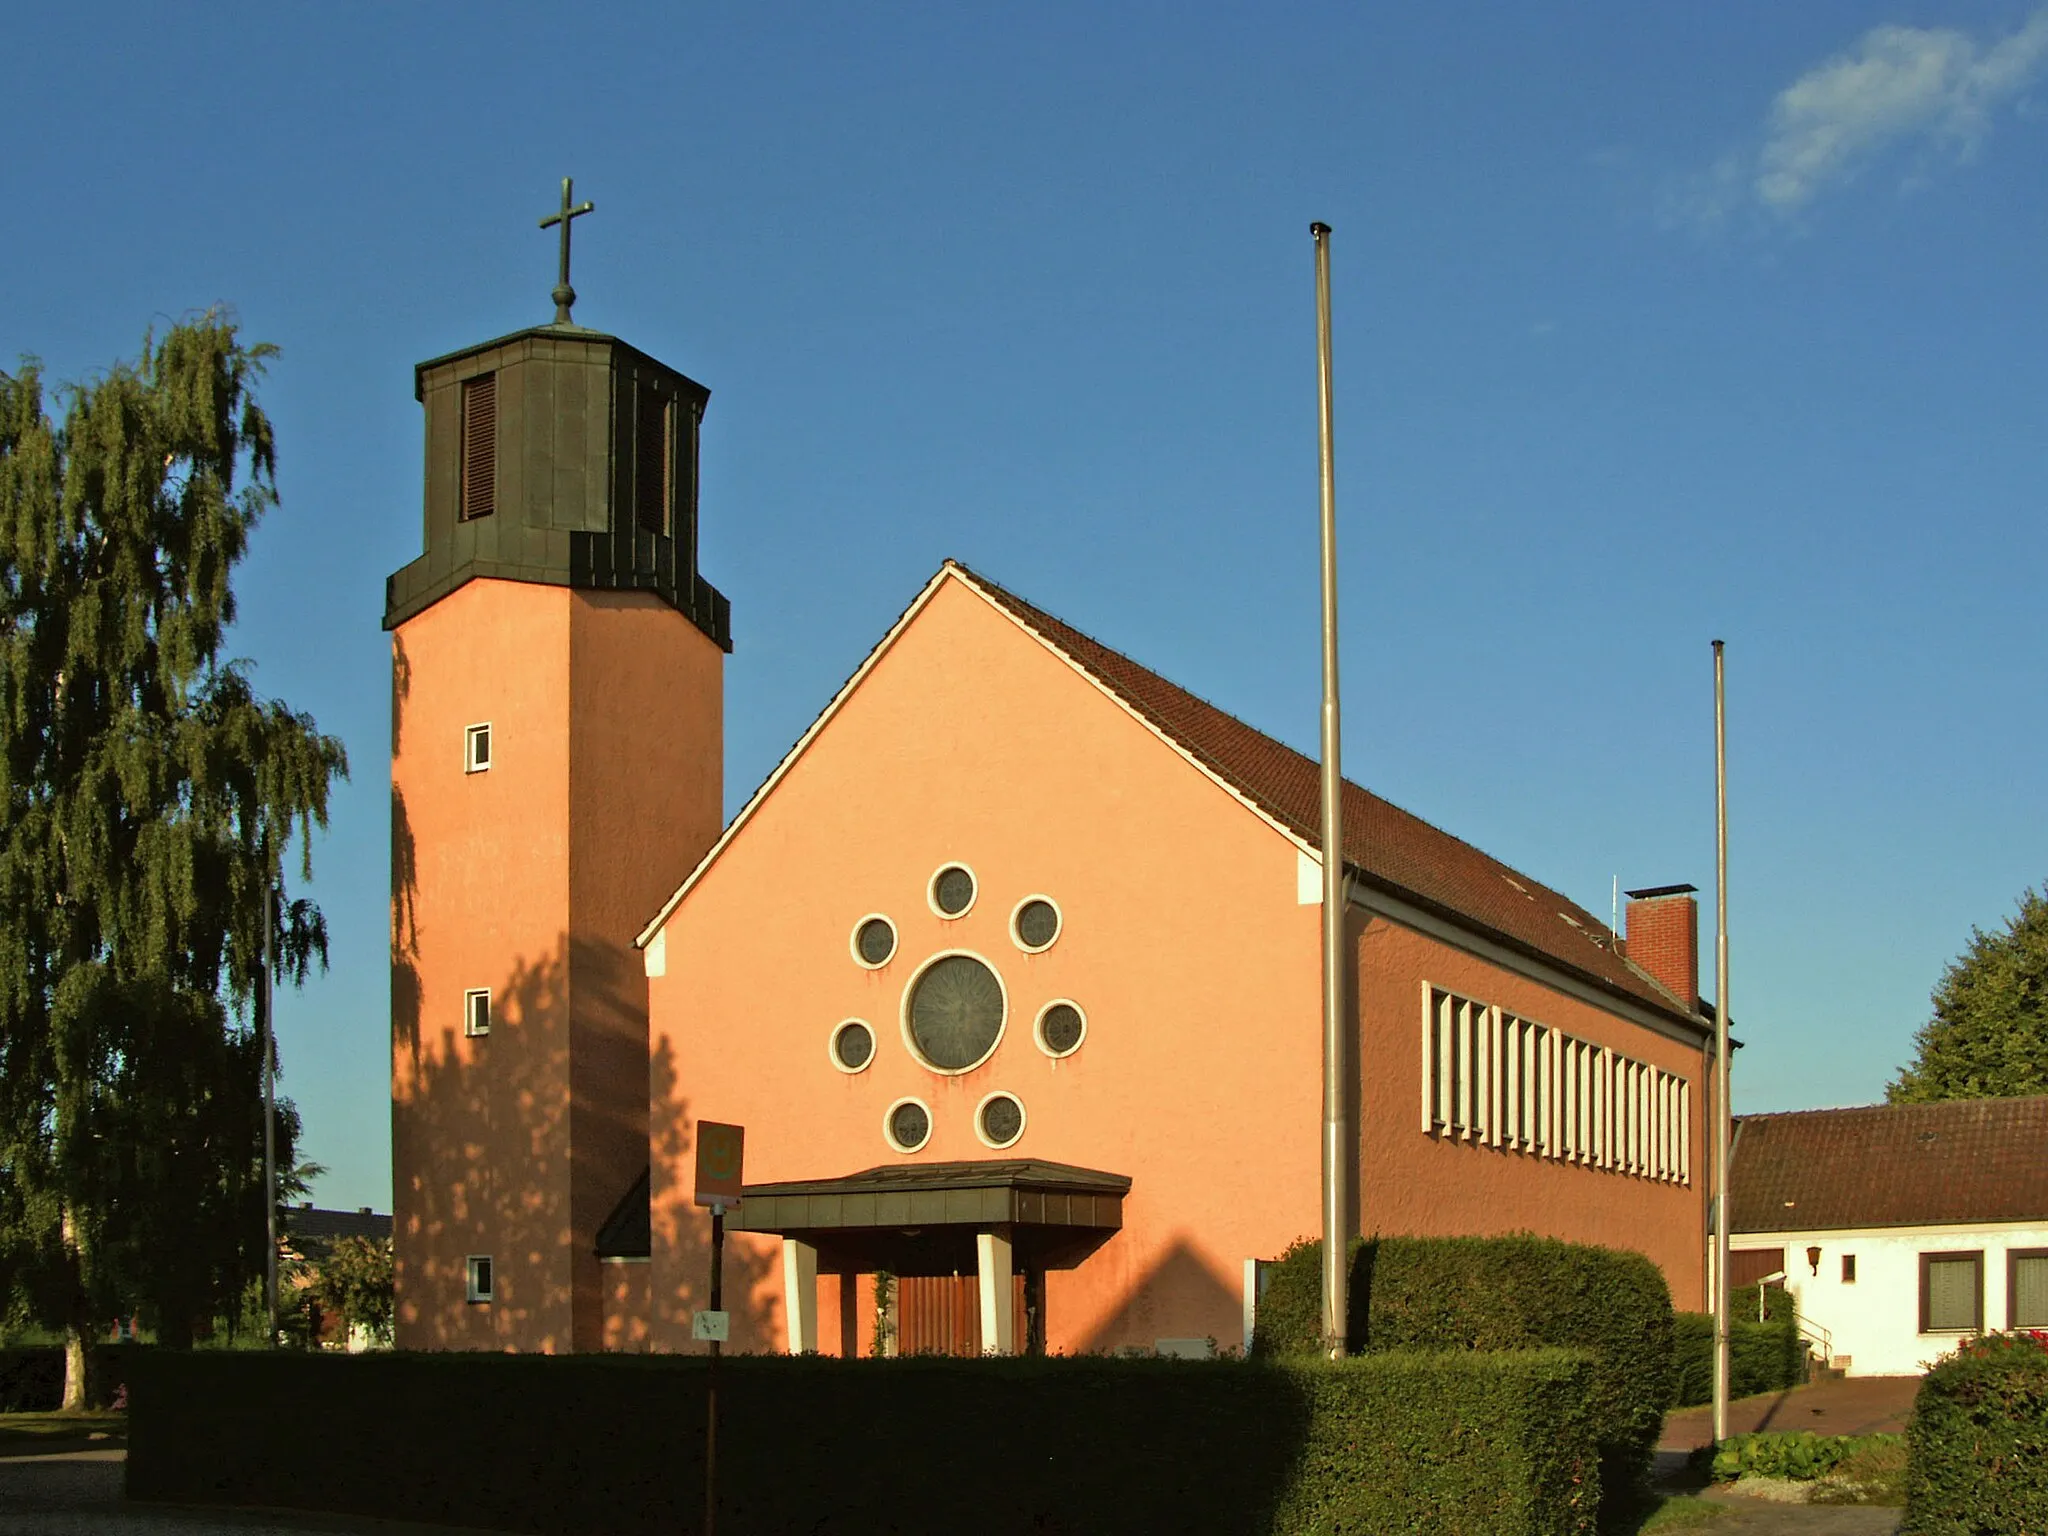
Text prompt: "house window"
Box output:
[[1842, 1254, 1857, 1284], [461, 374, 497, 520], [634, 384, 670, 535], [464, 989, 491, 1038], [2009, 1250, 2048, 1329], [464, 723, 492, 773], [466, 1255, 494, 1303], [1920, 1251, 1983, 1333]]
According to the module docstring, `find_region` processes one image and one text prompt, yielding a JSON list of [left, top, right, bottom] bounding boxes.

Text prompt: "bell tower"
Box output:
[[387, 185, 729, 1351]]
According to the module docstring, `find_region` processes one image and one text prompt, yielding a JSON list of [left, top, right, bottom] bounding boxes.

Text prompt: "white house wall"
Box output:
[[1736, 1221, 2048, 1377]]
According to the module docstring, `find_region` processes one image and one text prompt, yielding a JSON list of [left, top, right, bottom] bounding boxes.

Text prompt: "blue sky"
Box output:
[[5, 4, 2044, 1213]]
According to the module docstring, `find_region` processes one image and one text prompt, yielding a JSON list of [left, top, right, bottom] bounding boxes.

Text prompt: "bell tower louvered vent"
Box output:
[[634, 382, 671, 536], [460, 374, 497, 520]]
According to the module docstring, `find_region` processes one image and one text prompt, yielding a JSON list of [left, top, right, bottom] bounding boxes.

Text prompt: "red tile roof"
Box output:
[[1732, 1096, 2048, 1233], [954, 563, 1701, 1029]]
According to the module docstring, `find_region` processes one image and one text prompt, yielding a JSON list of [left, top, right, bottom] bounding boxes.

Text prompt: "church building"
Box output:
[[388, 257, 1719, 1357]]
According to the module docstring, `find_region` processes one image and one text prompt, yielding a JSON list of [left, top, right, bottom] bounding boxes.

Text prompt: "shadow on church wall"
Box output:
[[647, 1036, 779, 1353], [1072, 1237, 1242, 1356], [393, 937, 577, 1350]]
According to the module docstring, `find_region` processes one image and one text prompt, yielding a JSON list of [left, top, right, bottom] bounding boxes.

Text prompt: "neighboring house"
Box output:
[[1730, 1096, 2048, 1377], [282, 1204, 395, 1352]]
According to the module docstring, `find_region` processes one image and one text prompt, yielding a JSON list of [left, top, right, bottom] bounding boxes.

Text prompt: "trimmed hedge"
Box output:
[[127, 1347, 1602, 1535], [1904, 1330, 2048, 1534], [1249, 1234, 1673, 1507], [1669, 1313, 1806, 1407]]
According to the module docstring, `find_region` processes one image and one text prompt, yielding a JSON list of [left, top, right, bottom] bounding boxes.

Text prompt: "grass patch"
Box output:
[[0, 1410, 127, 1453]]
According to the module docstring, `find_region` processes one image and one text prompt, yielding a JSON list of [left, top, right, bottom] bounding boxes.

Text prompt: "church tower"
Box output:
[[387, 186, 729, 1350]]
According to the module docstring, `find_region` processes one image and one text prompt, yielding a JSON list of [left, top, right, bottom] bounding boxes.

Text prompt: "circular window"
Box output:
[[929, 864, 977, 918], [977, 1091, 1027, 1150], [1036, 1000, 1086, 1058], [902, 952, 1006, 1073], [884, 1097, 932, 1153], [851, 915, 897, 969], [1012, 896, 1062, 952], [829, 1019, 875, 1074]]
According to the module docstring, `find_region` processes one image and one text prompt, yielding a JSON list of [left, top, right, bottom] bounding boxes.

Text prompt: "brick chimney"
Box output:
[[1624, 885, 1699, 1013]]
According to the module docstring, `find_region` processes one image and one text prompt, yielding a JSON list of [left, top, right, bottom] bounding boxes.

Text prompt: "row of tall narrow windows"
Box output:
[[1421, 984, 1691, 1185], [458, 370, 681, 535]]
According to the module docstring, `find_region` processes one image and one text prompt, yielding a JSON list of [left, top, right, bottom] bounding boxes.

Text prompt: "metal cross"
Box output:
[[538, 177, 596, 325]]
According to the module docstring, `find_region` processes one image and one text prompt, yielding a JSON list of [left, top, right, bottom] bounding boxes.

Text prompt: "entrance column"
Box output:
[[782, 1239, 818, 1354], [976, 1230, 1015, 1356]]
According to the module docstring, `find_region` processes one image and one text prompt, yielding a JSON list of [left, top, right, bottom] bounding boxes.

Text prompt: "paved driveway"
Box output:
[[0, 1454, 508, 1536], [1662, 1377, 1922, 1450]]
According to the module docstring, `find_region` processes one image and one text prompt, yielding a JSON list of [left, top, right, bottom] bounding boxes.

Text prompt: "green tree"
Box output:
[[309, 1235, 395, 1346], [1890, 886, 2048, 1104], [0, 316, 347, 1407]]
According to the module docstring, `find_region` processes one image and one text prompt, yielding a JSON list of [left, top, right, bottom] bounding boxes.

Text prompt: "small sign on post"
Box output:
[[695, 1121, 745, 1208], [693, 1120, 744, 1536]]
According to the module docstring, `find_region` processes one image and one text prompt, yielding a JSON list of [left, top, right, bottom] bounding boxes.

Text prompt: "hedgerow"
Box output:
[[1249, 1233, 1673, 1507], [1904, 1329, 2048, 1534], [126, 1347, 1602, 1535]]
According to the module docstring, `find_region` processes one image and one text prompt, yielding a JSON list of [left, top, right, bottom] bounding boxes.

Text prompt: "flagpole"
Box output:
[[263, 881, 278, 1346], [1712, 641, 1731, 1442], [1312, 221, 1349, 1360]]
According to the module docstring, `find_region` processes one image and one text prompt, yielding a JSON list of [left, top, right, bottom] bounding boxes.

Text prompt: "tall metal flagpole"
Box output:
[[1712, 641, 1732, 1442], [262, 883, 278, 1346], [1312, 221, 1349, 1360]]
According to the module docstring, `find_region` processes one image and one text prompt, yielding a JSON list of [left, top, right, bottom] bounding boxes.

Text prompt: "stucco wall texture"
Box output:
[[642, 573, 1710, 1355], [392, 578, 721, 1352]]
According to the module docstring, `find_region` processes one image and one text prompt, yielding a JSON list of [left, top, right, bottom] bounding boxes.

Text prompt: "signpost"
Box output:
[[694, 1123, 744, 1536]]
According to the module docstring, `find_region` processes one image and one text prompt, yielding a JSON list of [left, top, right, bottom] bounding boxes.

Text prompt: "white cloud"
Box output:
[[1674, 9, 2048, 224]]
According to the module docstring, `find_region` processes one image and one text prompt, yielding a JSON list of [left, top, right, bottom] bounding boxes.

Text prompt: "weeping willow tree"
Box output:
[[0, 315, 346, 1407]]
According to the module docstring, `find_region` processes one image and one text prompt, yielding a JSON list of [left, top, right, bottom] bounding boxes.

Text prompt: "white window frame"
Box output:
[[827, 1018, 876, 1075], [464, 988, 491, 1038], [1033, 998, 1088, 1059], [849, 913, 897, 970], [464, 722, 493, 774], [926, 861, 978, 920], [1009, 894, 1064, 954], [465, 1254, 494, 1303], [883, 1095, 933, 1154], [973, 1090, 1027, 1150]]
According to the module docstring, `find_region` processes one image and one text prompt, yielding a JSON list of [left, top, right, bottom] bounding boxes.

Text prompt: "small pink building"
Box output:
[[388, 309, 1718, 1357]]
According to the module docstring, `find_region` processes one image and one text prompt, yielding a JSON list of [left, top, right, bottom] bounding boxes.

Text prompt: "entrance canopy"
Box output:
[[726, 1158, 1129, 1278]]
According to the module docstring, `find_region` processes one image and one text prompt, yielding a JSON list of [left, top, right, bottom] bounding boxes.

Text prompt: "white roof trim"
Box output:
[[635, 566, 956, 948], [635, 562, 1312, 949]]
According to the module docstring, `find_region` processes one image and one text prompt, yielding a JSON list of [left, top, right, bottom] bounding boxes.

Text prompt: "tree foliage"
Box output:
[[309, 1236, 394, 1344], [0, 316, 347, 1380], [1890, 886, 2048, 1104]]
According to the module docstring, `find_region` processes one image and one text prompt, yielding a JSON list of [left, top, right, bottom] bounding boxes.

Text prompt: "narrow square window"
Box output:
[[460, 374, 497, 520], [465, 1255, 494, 1303], [1841, 1254, 1857, 1284], [1920, 1251, 1983, 1333], [464, 723, 492, 774], [464, 988, 491, 1038], [634, 384, 670, 536], [2009, 1250, 2048, 1329]]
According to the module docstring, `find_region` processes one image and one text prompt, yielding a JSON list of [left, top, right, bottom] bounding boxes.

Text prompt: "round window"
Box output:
[[903, 953, 1006, 1072], [885, 1098, 931, 1153], [852, 915, 897, 968], [930, 864, 976, 917], [978, 1092, 1026, 1149], [1012, 897, 1061, 952], [830, 1019, 875, 1073], [1036, 1000, 1086, 1058]]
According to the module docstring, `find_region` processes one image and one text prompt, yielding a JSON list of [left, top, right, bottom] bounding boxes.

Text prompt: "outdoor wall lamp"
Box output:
[[1806, 1245, 1822, 1275]]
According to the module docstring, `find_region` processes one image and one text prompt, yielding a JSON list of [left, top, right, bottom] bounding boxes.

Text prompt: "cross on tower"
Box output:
[[538, 177, 596, 325]]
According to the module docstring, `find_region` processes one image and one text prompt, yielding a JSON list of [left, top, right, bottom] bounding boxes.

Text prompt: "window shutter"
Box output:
[[461, 374, 497, 519], [635, 385, 670, 535]]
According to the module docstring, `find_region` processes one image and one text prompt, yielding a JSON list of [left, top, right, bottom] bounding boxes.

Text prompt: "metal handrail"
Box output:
[[1799, 1316, 1835, 1363]]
